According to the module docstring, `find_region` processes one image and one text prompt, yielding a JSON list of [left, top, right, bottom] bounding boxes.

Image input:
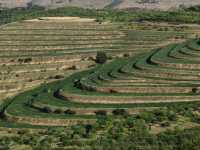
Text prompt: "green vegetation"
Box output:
[[1, 5, 200, 149], [0, 115, 200, 149], [95, 51, 108, 64], [0, 13, 192, 101], [2, 5, 200, 26], [1, 36, 200, 149], [0, 26, 200, 149], [2, 39, 200, 126]]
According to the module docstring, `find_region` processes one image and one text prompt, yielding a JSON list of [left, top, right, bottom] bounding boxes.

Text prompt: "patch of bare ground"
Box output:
[[26, 17, 96, 22]]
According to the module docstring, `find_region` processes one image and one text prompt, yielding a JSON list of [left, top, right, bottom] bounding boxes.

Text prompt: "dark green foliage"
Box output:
[[24, 58, 32, 63], [25, 99, 34, 107], [160, 121, 170, 127], [0, 116, 200, 149], [53, 75, 64, 79], [42, 106, 53, 113], [186, 5, 200, 12], [137, 109, 177, 124], [95, 110, 107, 116], [153, 109, 168, 122], [191, 114, 200, 123], [18, 58, 32, 63], [192, 87, 200, 94], [0, 6, 97, 25], [2, 6, 200, 29], [42, 88, 51, 93], [64, 109, 76, 115], [54, 109, 63, 114], [167, 110, 177, 121], [95, 52, 108, 64], [53, 89, 61, 98], [71, 125, 86, 138], [136, 111, 156, 123], [112, 109, 128, 116]]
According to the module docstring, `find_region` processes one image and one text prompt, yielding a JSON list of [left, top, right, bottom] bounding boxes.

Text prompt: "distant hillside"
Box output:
[[32, 0, 113, 9], [114, 0, 200, 10], [1, 0, 200, 10], [0, 0, 113, 9]]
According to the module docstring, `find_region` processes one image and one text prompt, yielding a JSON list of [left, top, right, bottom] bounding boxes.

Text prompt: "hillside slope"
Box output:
[[1, 0, 200, 10], [32, 0, 112, 9], [0, 0, 112, 9], [114, 0, 200, 10]]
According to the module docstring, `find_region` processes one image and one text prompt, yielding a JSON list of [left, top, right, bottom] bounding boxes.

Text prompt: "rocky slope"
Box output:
[[0, 0, 112, 9], [0, 0, 200, 10]]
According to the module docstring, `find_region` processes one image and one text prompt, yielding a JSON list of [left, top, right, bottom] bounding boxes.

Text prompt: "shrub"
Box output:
[[74, 79, 81, 88], [192, 87, 200, 94], [54, 75, 64, 79], [112, 109, 128, 116], [18, 58, 24, 63], [43, 107, 53, 113], [95, 110, 107, 116], [85, 124, 93, 137], [25, 99, 34, 107], [160, 121, 170, 127], [18, 58, 32, 63], [54, 109, 63, 114], [123, 53, 130, 57], [64, 109, 76, 115], [24, 58, 32, 63], [167, 111, 177, 121], [53, 89, 61, 98], [153, 109, 168, 122], [95, 52, 107, 64], [32, 93, 38, 98], [191, 114, 200, 123], [43, 88, 51, 93], [95, 18, 103, 24], [109, 89, 118, 93], [136, 112, 155, 123], [69, 65, 79, 70], [17, 129, 29, 135]]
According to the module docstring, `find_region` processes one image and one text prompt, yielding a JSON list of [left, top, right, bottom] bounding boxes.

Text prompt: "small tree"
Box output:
[[64, 109, 76, 115], [43, 107, 53, 113], [54, 109, 63, 114], [95, 52, 107, 64], [112, 109, 128, 116], [54, 75, 64, 79], [160, 121, 170, 127], [26, 98, 34, 107], [95, 110, 107, 116], [167, 110, 177, 121], [192, 87, 200, 94]]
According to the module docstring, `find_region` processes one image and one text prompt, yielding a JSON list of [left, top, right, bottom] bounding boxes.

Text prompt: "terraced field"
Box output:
[[1, 17, 198, 102], [1, 16, 200, 149], [2, 17, 200, 128], [0, 17, 125, 101], [1, 34, 200, 127]]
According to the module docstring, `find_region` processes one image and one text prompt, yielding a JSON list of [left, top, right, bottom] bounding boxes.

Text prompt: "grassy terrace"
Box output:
[[1, 16, 200, 128], [1, 37, 200, 127]]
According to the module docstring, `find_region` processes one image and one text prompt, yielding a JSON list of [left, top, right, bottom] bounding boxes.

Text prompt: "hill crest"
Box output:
[[1, 0, 200, 10]]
